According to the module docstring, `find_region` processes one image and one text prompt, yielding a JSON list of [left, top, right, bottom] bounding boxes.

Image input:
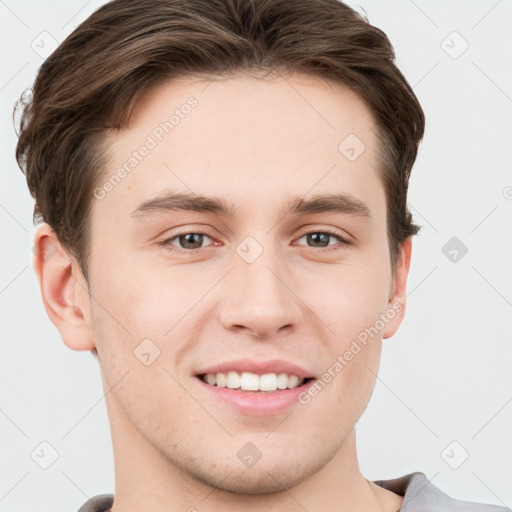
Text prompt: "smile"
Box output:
[[198, 370, 312, 392]]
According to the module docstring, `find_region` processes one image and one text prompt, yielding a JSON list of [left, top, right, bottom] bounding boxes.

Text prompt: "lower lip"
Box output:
[[194, 376, 316, 416]]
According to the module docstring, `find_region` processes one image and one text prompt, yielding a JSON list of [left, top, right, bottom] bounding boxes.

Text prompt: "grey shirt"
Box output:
[[77, 472, 510, 511]]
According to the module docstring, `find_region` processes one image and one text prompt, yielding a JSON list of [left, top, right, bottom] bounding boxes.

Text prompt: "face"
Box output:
[[73, 72, 409, 494]]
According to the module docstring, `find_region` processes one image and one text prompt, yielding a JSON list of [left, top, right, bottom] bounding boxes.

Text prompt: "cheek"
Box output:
[[294, 336, 381, 443], [305, 270, 386, 408], [89, 258, 216, 396], [89, 267, 194, 428], [309, 268, 390, 337], [90, 258, 195, 338]]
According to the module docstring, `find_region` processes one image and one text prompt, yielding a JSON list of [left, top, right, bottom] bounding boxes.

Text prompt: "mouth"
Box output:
[[193, 371, 317, 416], [195, 373, 315, 393], [192, 359, 318, 415]]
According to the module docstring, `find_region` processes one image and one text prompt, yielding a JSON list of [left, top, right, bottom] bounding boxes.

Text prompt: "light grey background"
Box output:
[[1, 0, 511, 510]]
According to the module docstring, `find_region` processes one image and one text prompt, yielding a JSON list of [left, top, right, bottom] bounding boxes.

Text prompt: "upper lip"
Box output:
[[195, 359, 316, 379]]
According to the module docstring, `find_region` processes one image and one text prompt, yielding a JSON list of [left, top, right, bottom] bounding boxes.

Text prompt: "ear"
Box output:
[[33, 222, 96, 352], [382, 236, 412, 340]]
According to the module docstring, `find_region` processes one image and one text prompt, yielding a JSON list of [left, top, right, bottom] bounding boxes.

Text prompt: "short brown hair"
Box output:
[[14, 0, 424, 283]]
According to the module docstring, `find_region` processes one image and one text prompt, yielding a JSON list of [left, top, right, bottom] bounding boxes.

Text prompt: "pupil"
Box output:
[[308, 233, 329, 247], [180, 233, 203, 249]]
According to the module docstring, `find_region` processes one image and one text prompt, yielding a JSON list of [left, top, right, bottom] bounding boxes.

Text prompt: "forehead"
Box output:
[[98, 72, 383, 222]]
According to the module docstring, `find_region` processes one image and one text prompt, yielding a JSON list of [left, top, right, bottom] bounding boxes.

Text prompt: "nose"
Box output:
[[219, 246, 302, 339]]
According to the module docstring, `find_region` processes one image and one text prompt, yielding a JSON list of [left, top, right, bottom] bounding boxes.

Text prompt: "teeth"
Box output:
[[200, 371, 307, 391], [240, 371, 259, 390], [216, 372, 227, 387], [260, 373, 277, 390], [286, 375, 300, 388], [226, 371, 241, 389], [276, 373, 288, 389]]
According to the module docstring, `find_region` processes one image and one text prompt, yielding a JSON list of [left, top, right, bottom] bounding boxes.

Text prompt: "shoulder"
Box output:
[[372, 472, 510, 511], [76, 494, 114, 512]]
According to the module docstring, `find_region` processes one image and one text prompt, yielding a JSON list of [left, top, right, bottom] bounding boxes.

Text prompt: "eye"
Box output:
[[294, 229, 351, 252], [159, 231, 217, 254], [159, 228, 351, 255]]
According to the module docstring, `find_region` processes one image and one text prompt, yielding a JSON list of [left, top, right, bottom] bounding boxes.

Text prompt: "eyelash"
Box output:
[[158, 228, 351, 255]]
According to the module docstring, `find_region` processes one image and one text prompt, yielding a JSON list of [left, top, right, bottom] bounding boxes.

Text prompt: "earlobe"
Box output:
[[33, 223, 95, 352], [382, 237, 413, 340]]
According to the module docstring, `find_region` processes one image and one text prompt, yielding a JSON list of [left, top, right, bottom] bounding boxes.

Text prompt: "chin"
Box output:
[[192, 461, 314, 495]]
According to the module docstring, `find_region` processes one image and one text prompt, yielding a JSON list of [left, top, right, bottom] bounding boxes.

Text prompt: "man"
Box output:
[[14, 0, 509, 510]]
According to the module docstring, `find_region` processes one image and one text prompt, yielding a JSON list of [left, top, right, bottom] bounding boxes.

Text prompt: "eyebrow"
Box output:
[[131, 190, 371, 220]]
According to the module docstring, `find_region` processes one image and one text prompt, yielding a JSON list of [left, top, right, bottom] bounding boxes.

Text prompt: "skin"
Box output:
[[33, 71, 412, 512]]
